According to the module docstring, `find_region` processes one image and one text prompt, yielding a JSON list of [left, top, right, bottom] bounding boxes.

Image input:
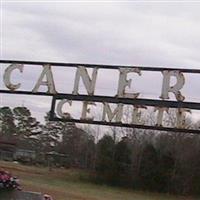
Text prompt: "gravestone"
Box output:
[[0, 190, 43, 200]]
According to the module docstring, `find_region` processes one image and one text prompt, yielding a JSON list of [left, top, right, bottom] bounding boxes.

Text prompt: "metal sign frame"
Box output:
[[1, 60, 200, 134]]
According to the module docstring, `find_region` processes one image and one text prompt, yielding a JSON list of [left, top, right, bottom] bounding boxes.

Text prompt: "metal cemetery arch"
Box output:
[[0, 60, 200, 134]]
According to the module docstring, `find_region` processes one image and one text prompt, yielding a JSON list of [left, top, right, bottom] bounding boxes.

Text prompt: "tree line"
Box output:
[[0, 106, 200, 196]]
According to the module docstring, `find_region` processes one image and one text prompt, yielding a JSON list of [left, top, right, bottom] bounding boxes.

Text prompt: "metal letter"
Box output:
[[3, 64, 24, 91], [32, 64, 57, 94], [81, 101, 96, 120], [160, 70, 185, 101], [73, 66, 98, 95], [176, 108, 191, 128], [154, 107, 169, 126], [102, 103, 123, 122], [117, 68, 141, 98], [57, 99, 72, 118], [132, 105, 147, 124]]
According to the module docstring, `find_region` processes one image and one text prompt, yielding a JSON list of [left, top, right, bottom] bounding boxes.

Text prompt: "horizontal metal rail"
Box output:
[[0, 90, 53, 97], [50, 117, 200, 134], [1, 90, 200, 110], [1, 59, 200, 73]]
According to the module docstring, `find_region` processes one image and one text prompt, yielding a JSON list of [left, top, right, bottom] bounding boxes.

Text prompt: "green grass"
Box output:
[[0, 161, 198, 200]]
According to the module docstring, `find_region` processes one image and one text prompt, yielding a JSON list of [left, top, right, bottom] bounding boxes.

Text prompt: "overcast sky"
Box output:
[[1, 1, 200, 123]]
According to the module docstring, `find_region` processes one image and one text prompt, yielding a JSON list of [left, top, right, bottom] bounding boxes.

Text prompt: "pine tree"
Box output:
[[0, 107, 16, 139], [11, 106, 42, 155], [13, 107, 41, 139], [39, 112, 64, 152]]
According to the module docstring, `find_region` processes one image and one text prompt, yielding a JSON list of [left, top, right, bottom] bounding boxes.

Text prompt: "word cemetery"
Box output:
[[1, 60, 200, 134]]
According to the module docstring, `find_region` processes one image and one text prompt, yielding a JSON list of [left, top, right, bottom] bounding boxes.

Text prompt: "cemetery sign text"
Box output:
[[0, 60, 200, 134]]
